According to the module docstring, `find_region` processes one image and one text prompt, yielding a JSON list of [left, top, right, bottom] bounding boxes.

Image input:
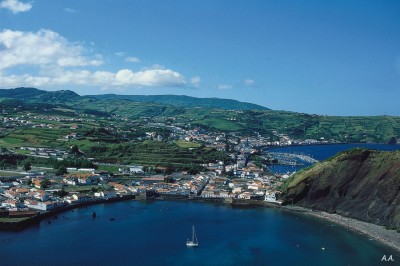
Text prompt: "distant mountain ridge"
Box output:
[[0, 87, 80, 103], [88, 94, 269, 110], [0, 88, 268, 110]]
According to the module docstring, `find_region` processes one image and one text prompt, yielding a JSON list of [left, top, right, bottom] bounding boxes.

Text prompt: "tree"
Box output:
[[53, 188, 68, 197], [165, 165, 175, 175], [40, 179, 51, 189], [71, 145, 81, 155], [55, 166, 68, 176], [23, 162, 32, 172], [388, 137, 397, 145]]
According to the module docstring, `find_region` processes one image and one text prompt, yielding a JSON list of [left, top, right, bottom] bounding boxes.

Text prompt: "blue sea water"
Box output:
[[0, 200, 399, 266], [266, 143, 400, 174]]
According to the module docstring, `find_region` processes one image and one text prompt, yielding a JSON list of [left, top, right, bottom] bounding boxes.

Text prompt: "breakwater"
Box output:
[[0, 195, 136, 231]]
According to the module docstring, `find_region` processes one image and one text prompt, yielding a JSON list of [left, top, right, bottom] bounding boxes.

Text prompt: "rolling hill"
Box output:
[[1, 87, 400, 143], [0, 88, 267, 110], [87, 94, 269, 110]]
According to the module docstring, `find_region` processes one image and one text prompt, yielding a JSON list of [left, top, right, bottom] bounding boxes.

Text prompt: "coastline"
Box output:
[[2, 195, 399, 253], [0, 195, 136, 231], [282, 206, 400, 253]]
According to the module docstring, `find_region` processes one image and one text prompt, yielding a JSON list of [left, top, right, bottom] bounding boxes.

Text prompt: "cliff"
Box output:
[[282, 149, 400, 229]]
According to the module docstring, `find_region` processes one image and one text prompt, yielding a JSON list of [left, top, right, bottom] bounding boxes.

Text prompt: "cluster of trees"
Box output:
[[51, 157, 96, 170], [0, 154, 27, 170], [15, 155, 96, 175]]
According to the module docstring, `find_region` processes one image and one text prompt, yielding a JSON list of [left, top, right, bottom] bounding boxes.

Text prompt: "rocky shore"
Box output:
[[283, 206, 400, 253]]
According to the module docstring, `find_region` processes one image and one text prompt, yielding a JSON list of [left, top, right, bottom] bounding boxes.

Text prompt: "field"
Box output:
[[193, 118, 243, 131], [174, 140, 202, 148]]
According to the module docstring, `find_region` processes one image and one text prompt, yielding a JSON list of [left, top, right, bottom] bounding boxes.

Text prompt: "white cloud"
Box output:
[[190, 76, 201, 88], [244, 79, 254, 86], [114, 69, 185, 87], [64, 7, 77, 14], [125, 56, 140, 63], [0, 0, 32, 14], [0, 68, 186, 88], [0, 29, 190, 89], [217, 84, 232, 90], [0, 29, 103, 70]]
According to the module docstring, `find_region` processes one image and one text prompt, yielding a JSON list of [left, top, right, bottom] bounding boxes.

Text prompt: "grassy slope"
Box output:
[[282, 149, 400, 229]]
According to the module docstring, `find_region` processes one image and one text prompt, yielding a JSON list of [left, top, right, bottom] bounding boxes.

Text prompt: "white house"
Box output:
[[129, 166, 144, 174], [77, 175, 97, 185], [94, 191, 117, 199], [71, 193, 92, 203], [264, 191, 277, 202], [24, 199, 58, 211], [63, 176, 77, 186]]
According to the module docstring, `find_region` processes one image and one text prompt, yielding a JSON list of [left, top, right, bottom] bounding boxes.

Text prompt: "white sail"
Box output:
[[186, 225, 199, 247]]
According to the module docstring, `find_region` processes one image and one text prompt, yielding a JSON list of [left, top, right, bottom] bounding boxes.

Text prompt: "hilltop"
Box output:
[[0, 87, 80, 103], [281, 149, 400, 230], [0, 87, 399, 143], [88, 94, 269, 111], [0, 88, 266, 110]]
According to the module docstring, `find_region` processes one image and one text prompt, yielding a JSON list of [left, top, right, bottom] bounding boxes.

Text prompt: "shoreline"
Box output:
[[1, 196, 399, 253], [0, 195, 136, 231], [282, 206, 400, 253]]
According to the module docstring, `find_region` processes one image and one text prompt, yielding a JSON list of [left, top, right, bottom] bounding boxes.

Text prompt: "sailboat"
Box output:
[[186, 225, 199, 247]]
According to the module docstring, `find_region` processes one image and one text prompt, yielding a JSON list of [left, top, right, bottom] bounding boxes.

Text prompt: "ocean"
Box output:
[[1, 143, 400, 265]]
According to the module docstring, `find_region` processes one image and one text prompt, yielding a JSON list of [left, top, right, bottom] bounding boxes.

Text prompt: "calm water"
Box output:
[[1, 200, 399, 266], [266, 143, 400, 174]]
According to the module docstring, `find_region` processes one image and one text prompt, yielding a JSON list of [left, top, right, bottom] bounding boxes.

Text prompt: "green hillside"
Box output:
[[88, 94, 269, 110], [1, 87, 399, 143], [281, 149, 400, 229]]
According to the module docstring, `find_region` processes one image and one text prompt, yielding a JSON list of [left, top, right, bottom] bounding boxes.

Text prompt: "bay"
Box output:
[[0, 200, 399, 266], [266, 143, 400, 174]]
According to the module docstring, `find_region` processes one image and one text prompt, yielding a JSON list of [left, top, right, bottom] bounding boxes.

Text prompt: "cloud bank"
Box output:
[[0, 29, 189, 89], [0, 0, 32, 14]]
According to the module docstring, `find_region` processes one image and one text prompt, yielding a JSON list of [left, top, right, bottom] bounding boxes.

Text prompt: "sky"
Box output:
[[1, 0, 400, 116]]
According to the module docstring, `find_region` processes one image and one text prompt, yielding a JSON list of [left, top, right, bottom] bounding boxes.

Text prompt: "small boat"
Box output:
[[186, 225, 199, 247]]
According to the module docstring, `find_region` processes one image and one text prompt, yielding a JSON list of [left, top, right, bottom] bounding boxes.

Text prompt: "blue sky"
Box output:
[[1, 0, 400, 115]]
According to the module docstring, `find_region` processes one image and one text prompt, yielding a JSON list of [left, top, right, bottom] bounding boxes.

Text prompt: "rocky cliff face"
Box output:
[[282, 149, 400, 229]]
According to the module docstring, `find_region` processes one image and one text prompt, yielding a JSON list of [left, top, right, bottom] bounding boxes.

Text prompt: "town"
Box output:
[[0, 110, 327, 223], [0, 103, 332, 225]]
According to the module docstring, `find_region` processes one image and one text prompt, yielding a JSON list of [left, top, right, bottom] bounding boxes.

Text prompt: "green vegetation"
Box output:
[[85, 141, 231, 168], [281, 149, 400, 229], [1, 88, 399, 143], [96, 165, 120, 172], [64, 185, 101, 192], [174, 140, 202, 148], [40, 179, 51, 189], [88, 94, 268, 110], [193, 118, 243, 131]]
